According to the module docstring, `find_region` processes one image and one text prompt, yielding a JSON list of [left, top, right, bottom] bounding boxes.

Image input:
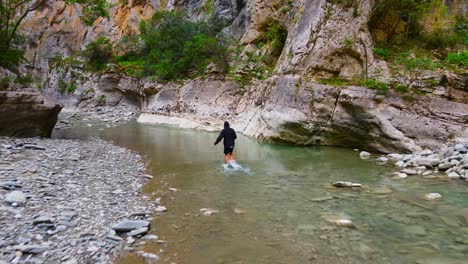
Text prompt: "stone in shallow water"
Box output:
[[335, 219, 353, 227], [112, 220, 150, 232], [5, 191, 27, 204], [24, 144, 46, 150], [332, 181, 361, 188], [424, 193, 442, 200], [200, 208, 219, 216], [155, 206, 167, 212], [447, 172, 460, 179], [376, 157, 389, 163], [405, 225, 426, 236], [129, 227, 148, 237], [371, 186, 393, 194], [359, 151, 371, 159]]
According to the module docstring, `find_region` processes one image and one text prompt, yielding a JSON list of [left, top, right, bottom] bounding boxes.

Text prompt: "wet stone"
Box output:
[[112, 220, 150, 232]]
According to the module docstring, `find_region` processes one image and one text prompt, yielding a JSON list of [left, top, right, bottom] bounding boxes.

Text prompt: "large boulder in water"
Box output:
[[0, 71, 61, 137]]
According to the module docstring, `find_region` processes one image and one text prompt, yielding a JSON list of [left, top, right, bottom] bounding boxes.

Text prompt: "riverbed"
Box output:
[[54, 122, 468, 264]]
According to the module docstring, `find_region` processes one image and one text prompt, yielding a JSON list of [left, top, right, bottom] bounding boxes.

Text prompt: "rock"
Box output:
[[332, 181, 362, 188], [401, 169, 417, 175], [447, 172, 460, 179], [24, 144, 46, 150], [63, 169, 74, 175], [419, 149, 433, 156], [155, 206, 167, 212], [424, 193, 442, 200], [129, 227, 148, 237], [14, 244, 49, 254], [112, 220, 150, 232], [395, 161, 405, 167], [387, 153, 403, 160], [142, 253, 159, 262], [200, 208, 219, 216], [394, 172, 408, 179], [106, 235, 123, 242], [142, 235, 158, 241], [376, 157, 389, 163], [168, 188, 178, 192], [335, 219, 353, 227], [439, 162, 454, 170], [415, 158, 440, 167], [359, 151, 371, 159], [33, 215, 54, 225], [422, 171, 433, 176], [5, 191, 27, 204]]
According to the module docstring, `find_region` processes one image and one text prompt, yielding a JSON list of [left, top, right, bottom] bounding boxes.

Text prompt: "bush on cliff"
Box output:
[[138, 10, 228, 80], [82, 37, 113, 71]]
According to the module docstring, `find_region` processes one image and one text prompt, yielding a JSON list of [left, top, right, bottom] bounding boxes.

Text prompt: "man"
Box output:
[[214, 121, 237, 164]]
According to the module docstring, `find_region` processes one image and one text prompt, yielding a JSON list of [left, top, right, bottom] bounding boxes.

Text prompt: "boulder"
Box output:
[[0, 85, 61, 137], [332, 181, 362, 187]]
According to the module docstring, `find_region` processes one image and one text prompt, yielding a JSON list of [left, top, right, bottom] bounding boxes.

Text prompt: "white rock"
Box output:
[[359, 151, 371, 159], [200, 208, 219, 216], [155, 206, 167, 212], [5, 191, 27, 204], [424, 193, 442, 200], [447, 172, 460, 179], [395, 172, 408, 179], [419, 149, 433, 156], [387, 153, 403, 160], [401, 169, 417, 175], [376, 157, 389, 163], [335, 219, 353, 227], [422, 170, 433, 176], [395, 161, 405, 167], [143, 253, 159, 262]]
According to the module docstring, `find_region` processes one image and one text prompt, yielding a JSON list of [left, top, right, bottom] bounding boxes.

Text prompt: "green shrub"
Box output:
[[373, 47, 391, 61], [82, 37, 113, 71], [360, 79, 389, 94], [392, 83, 410, 93], [446, 51, 468, 67], [257, 19, 288, 57], [14, 75, 33, 85], [319, 76, 348, 86], [138, 10, 227, 80], [96, 95, 106, 105], [0, 77, 11, 90], [395, 52, 442, 70], [0, 48, 24, 68]]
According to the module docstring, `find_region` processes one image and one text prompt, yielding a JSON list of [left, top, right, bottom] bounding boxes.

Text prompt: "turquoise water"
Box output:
[[54, 122, 468, 264]]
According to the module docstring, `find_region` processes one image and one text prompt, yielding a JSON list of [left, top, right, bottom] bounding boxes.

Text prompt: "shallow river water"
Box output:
[[54, 122, 468, 264]]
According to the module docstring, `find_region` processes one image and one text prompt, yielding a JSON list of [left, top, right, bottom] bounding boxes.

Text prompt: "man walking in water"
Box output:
[[214, 121, 237, 164]]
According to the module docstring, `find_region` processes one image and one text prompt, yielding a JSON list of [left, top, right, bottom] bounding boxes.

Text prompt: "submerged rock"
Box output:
[[359, 151, 371, 160], [332, 181, 362, 188], [334, 219, 353, 227], [200, 208, 219, 216], [424, 193, 442, 200]]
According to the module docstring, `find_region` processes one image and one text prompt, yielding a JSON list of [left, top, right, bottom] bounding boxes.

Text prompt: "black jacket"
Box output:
[[214, 122, 237, 147]]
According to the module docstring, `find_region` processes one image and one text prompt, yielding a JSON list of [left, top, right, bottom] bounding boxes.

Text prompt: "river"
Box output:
[[54, 122, 468, 264]]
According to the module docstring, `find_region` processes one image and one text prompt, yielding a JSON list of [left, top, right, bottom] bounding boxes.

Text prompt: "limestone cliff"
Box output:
[[14, 0, 468, 152]]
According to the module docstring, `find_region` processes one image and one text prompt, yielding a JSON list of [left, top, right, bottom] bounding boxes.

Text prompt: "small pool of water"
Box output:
[[54, 122, 468, 264]]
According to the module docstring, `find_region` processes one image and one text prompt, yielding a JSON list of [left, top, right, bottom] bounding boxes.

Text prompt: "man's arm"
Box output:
[[233, 129, 237, 140], [214, 130, 224, 145]]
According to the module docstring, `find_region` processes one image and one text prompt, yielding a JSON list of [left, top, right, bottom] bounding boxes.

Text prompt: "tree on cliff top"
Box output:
[[0, 0, 107, 68]]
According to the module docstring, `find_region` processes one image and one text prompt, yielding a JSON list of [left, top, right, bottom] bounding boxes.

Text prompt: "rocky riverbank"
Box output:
[[0, 137, 160, 264], [360, 143, 468, 183]]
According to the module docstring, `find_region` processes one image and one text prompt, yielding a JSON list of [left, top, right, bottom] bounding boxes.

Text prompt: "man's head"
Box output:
[[224, 121, 230, 128]]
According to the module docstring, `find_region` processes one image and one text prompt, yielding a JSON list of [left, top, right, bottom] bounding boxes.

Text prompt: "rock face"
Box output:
[[0, 70, 62, 137], [15, 0, 468, 152]]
